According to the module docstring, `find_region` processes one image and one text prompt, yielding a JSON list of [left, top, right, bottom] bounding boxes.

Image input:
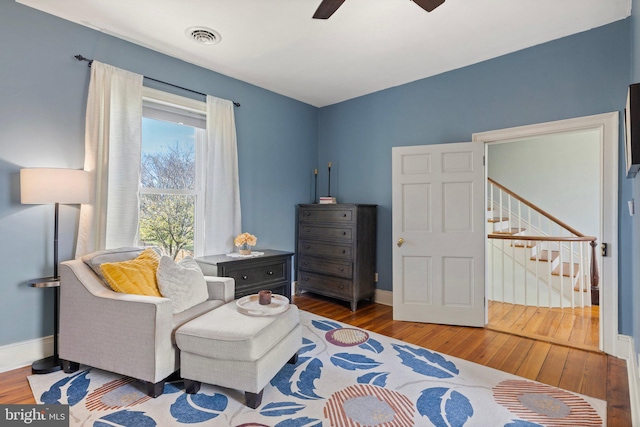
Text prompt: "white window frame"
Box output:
[[140, 87, 207, 256]]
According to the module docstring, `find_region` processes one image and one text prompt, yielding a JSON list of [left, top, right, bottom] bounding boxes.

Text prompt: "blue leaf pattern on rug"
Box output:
[[330, 352, 382, 370], [274, 417, 322, 427], [417, 387, 473, 427], [271, 356, 324, 400], [359, 337, 384, 353], [299, 337, 316, 355], [41, 370, 90, 405], [169, 392, 227, 423], [260, 402, 306, 416], [93, 410, 156, 427], [357, 371, 389, 387], [163, 381, 185, 394], [66, 371, 90, 406], [504, 421, 543, 427], [311, 319, 342, 331], [393, 343, 459, 378]]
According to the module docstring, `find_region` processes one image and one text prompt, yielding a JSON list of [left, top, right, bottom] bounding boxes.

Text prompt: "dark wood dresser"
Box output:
[[196, 249, 294, 300], [296, 204, 377, 311]]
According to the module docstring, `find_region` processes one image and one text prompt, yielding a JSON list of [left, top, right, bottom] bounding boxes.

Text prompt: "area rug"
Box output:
[[29, 310, 606, 426]]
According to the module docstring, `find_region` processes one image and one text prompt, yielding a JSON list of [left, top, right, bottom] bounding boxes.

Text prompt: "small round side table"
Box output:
[[29, 277, 62, 374]]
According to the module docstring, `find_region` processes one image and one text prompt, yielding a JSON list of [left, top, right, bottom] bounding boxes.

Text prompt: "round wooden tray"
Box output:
[[236, 294, 290, 316]]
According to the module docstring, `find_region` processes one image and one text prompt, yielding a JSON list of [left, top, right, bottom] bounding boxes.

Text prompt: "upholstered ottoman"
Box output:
[[175, 300, 302, 408]]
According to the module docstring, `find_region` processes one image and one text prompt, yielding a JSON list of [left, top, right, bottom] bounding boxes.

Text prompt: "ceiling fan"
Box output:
[[313, 0, 445, 19]]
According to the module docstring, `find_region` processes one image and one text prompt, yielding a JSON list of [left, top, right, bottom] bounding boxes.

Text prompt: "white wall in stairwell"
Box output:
[[487, 129, 600, 240]]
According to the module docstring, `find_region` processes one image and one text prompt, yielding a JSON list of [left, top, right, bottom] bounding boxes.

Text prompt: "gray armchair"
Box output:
[[58, 248, 234, 397]]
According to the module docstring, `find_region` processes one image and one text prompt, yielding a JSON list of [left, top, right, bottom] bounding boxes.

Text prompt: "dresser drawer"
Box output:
[[298, 271, 352, 298], [299, 207, 354, 223], [225, 261, 286, 288], [299, 255, 352, 279], [299, 225, 353, 242], [299, 240, 352, 259]]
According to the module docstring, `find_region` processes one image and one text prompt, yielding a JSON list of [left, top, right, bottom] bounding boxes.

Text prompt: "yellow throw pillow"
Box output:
[[100, 248, 161, 297]]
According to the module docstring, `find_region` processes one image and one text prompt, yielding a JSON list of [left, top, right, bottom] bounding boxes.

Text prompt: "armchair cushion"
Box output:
[[157, 256, 209, 313], [100, 248, 161, 296]]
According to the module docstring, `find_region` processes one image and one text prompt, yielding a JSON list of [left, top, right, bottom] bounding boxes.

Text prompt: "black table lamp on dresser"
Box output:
[[20, 168, 90, 374]]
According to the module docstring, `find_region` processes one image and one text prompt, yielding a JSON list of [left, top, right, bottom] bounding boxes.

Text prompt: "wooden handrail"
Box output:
[[487, 234, 596, 242], [488, 177, 586, 238]]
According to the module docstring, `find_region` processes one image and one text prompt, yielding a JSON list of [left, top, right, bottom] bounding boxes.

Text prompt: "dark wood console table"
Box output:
[[196, 249, 294, 300]]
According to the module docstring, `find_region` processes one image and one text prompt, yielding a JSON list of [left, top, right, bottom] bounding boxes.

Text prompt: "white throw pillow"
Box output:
[[156, 256, 209, 313]]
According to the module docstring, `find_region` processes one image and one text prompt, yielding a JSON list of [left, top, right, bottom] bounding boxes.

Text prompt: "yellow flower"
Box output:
[[234, 232, 257, 247]]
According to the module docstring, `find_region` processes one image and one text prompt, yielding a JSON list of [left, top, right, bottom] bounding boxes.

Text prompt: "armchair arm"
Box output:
[[59, 259, 176, 383], [204, 276, 235, 303]]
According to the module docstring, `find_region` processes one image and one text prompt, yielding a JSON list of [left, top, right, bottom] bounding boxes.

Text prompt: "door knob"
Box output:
[[397, 238, 405, 247]]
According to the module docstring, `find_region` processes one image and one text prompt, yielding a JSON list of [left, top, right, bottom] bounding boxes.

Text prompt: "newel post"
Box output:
[[590, 240, 600, 306]]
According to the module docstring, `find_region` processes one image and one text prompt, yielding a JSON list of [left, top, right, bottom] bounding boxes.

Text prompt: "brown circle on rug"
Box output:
[[492, 379, 602, 426]]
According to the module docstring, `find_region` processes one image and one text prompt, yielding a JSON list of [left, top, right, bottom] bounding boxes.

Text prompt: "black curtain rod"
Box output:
[[74, 55, 240, 107]]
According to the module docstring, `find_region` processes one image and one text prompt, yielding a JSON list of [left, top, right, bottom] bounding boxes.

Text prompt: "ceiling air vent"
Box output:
[[186, 27, 221, 45]]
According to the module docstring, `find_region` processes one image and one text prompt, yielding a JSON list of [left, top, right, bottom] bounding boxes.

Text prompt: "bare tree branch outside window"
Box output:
[[139, 141, 196, 260]]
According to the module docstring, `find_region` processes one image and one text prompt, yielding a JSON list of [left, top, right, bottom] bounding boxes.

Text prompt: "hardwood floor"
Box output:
[[487, 300, 600, 352], [0, 293, 631, 425]]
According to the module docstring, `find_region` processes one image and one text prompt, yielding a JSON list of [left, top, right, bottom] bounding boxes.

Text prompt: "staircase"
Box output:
[[487, 178, 599, 309]]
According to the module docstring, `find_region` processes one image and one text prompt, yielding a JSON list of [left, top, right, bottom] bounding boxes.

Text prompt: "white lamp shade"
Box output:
[[20, 168, 91, 205]]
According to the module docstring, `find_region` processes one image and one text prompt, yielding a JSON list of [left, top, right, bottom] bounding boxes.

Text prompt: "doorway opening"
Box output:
[[484, 129, 600, 351], [473, 112, 618, 355]]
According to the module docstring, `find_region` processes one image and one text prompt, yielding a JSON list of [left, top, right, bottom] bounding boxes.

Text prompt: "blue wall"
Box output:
[[318, 19, 634, 335], [0, 0, 318, 347]]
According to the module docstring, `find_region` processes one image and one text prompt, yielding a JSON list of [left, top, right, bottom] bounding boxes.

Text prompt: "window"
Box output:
[[138, 88, 206, 259]]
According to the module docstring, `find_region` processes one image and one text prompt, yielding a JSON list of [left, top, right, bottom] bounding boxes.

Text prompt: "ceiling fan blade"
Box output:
[[412, 0, 445, 12], [313, 0, 346, 19]]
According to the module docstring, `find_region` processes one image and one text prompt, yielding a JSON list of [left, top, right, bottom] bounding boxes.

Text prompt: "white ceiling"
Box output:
[[17, 0, 631, 107]]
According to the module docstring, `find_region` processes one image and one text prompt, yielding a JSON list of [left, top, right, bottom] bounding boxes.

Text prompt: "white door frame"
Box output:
[[472, 112, 619, 356]]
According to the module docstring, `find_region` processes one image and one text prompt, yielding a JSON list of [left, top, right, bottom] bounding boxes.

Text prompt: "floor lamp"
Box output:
[[20, 168, 90, 374]]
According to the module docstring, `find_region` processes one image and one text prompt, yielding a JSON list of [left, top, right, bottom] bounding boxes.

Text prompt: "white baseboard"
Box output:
[[374, 289, 393, 306], [617, 334, 640, 426], [0, 335, 52, 373]]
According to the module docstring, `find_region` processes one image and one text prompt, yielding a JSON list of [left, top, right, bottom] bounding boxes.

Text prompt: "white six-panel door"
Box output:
[[392, 143, 485, 327]]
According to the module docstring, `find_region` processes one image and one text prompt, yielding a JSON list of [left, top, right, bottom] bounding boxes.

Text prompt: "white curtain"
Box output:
[[76, 61, 143, 257], [204, 96, 241, 254]]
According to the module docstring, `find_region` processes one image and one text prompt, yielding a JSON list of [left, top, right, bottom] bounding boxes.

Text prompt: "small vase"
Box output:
[[239, 243, 252, 255]]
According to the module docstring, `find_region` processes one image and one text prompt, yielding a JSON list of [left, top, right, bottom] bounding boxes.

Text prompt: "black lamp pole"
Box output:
[[30, 202, 62, 374]]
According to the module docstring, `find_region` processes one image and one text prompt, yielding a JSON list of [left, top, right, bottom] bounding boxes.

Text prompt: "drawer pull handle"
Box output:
[[342, 232, 346, 235], [305, 212, 311, 216], [305, 228, 310, 232], [242, 275, 248, 280], [343, 214, 347, 217], [304, 277, 309, 281], [342, 250, 346, 254], [303, 261, 308, 265], [339, 267, 344, 271], [306, 245, 310, 249], [340, 285, 344, 289], [268, 271, 273, 275]]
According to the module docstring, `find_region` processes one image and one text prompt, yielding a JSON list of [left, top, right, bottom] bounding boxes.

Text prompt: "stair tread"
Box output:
[[513, 241, 536, 248], [531, 250, 559, 262], [552, 262, 580, 277], [487, 216, 509, 223], [493, 227, 526, 235]]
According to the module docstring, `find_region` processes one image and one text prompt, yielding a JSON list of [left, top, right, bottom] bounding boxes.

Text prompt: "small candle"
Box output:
[[328, 162, 332, 168], [258, 290, 272, 305], [314, 168, 318, 175]]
